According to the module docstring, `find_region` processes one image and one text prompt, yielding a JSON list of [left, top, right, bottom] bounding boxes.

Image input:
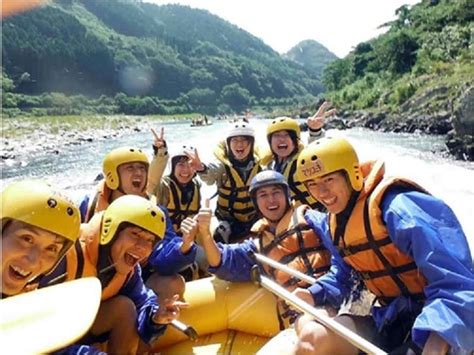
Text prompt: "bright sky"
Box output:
[[145, 0, 421, 58]]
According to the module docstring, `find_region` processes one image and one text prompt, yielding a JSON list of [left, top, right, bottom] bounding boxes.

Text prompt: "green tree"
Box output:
[[322, 59, 352, 91], [376, 30, 418, 75], [221, 84, 252, 111], [1, 70, 15, 92], [186, 88, 217, 108], [352, 43, 375, 78]]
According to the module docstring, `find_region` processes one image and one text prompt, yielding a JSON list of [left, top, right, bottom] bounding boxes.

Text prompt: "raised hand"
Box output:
[[151, 127, 166, 149], [196, 198, 212, 238], [307, 101, 337, 131], [152, 294, 189, 324], [180, 217, 198, 253], [185, 147, 205, 172], [196, 198, 221, 267]]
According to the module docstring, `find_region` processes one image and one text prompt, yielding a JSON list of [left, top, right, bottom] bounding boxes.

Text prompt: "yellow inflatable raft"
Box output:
[[152, 277, 283, 354]]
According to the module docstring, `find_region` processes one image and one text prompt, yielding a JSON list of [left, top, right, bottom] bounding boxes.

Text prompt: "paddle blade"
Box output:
[[0, 277, 101, 354]]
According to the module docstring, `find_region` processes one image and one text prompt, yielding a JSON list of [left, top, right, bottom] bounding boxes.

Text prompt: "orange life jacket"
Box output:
[[84, 181, 113, 223], [329, 160, 428, 303], [65, 213, 133, 301], [84, 180, 153, 222], [253, 204, 331, 291]]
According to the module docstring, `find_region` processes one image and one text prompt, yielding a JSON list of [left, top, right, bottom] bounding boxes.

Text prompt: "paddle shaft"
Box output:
[[253, 252, 317, 284], [170, 320, 198, 341], [257, 274, 386, 355]]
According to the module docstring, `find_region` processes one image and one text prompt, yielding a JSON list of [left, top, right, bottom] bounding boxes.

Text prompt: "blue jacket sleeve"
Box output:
[[381, 187, 474, 351], [304, 210, 354, 309], [147, 207, 197, 275], [208, 240, 258, 282], [119, 266, 167, 344]]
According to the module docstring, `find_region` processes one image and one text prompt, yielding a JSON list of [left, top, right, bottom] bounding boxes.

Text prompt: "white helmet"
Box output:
[[227, 122, 255, 140], [170, 145, 195, 175]]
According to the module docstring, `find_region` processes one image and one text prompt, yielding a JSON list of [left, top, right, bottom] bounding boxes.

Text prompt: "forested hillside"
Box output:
[[2, 0, 332, 116], [319, 0, 473, 160], [285, 40, 338, 78], [322, 0, 472, 112]]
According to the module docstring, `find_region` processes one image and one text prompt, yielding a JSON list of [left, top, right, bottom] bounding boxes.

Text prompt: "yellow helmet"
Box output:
[[296, 137, 363, 191], [1, 180, 80, 244], [266, 117, 301, 141], [103, 147, 149, 190], [100, 195, 166, 245]]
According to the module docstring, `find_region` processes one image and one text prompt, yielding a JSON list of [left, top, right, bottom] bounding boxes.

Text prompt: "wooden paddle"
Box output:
[[0, 277, 101, 354]]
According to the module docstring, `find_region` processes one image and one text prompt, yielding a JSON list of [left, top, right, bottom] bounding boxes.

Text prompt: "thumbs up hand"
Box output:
[[180, 217, 198, 253], [196, 198, 212, 238]]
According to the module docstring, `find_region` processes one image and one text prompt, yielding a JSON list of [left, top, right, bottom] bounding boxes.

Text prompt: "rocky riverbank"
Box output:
[[2, 86, 473, 169], [0, 117, 157, 168], [324, 85, 474, 161]]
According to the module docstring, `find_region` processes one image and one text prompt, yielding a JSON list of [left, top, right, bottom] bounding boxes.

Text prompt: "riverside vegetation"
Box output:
[[1, 0, 473, 160], [318, 0, 473, 160]]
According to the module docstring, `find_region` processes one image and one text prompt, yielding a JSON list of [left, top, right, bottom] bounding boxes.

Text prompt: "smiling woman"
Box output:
[[1, 180, 81, 297]]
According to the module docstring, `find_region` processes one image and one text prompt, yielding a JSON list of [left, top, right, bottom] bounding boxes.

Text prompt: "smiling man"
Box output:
[[292, 137, 474, 354], [182, 170, 330, 326], [80, 147, 150, 222], [1, 180, 80, 297], [41, 195, 186, 354]]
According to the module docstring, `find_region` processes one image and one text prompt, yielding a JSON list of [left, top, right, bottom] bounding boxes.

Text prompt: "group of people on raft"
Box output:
[[2, 101, 473, 354]]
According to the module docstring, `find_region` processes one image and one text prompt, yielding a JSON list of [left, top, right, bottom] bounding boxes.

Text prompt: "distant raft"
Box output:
[[190, 121, 213, 127]]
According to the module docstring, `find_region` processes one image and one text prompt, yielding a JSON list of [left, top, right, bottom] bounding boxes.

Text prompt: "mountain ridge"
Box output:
[[2, 0, 336, 114], [285, 39, 338, 78]]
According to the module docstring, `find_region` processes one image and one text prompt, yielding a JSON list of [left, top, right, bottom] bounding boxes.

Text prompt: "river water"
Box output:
[[2, 118, 473, 252]]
